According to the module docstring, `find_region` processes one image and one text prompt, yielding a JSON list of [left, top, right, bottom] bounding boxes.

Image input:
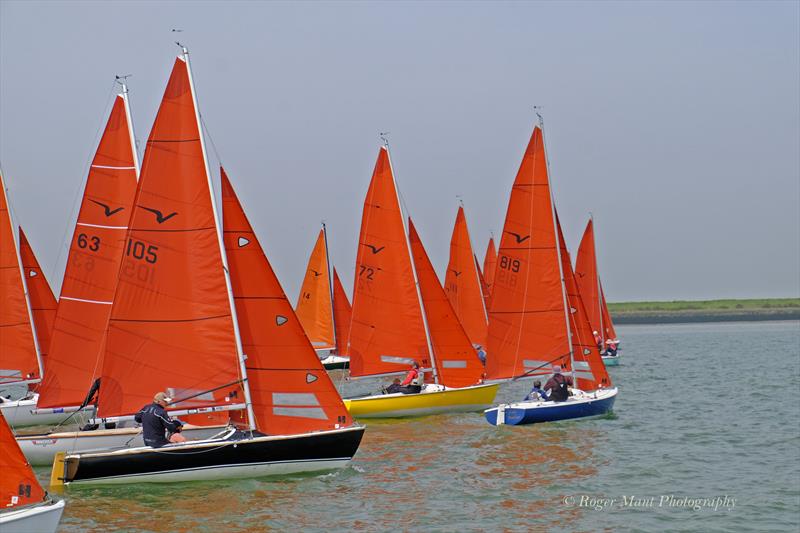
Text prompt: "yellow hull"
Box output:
[[343, 383, 499, 418]]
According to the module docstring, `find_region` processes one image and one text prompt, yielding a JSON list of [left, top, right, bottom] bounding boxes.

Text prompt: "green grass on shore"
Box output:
[[608, 298, 800, 313]]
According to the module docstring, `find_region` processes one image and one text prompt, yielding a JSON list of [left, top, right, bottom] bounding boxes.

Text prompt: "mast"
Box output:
[[181, 44, 256, 431], [538, 111, 576, 383], [383, 138, 439, 384], [591, 213, 605, 344], [321, 221, 338, 351], [1, 174, 44, 383]]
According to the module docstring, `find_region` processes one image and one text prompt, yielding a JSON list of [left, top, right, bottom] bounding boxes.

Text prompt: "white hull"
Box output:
[[0, 499, 65, 533], [17, 424, 228, 466], [0, 394, 93, 428], [70, 457, 352, 485]]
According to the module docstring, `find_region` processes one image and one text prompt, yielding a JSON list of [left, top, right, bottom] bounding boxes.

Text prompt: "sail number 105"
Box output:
[[126, 239, 158, 264]]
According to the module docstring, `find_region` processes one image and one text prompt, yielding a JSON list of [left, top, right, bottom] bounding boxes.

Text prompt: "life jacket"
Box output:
[[549, 374, 569, 402], [411, 368, 423, 386]]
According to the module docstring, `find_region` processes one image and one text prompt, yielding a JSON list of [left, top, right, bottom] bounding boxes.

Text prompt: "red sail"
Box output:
[[444, 206, 488, 348], [575, 219, 618, 343], [38, 94, 139, 409], [0, 173, 39, 385], [332, 268, 352, 356], [482, 237, 497, 303], [348, 147, 430, 376], [556, 216, 611, 391], [476, 256, 490, 305], [222, 170, 352, 434], [18, 229, 57, 370], [295, 230, 335, 350], [97, 57, 244, 418], [0, 413, 46, 509], [486, 125, 570, 380], [408, 220, 484, 388], [600, 284, 618, 340]]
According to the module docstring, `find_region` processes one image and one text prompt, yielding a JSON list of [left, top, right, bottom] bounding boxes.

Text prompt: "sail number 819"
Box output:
[[499, 256, 521, 273]]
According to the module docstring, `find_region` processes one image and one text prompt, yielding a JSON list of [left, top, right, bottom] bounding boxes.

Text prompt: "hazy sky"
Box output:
[[1, 1, 798, 302]]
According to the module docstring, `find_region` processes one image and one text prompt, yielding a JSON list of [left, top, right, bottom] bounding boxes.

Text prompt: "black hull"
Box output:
[[61, 426, 365, 485]]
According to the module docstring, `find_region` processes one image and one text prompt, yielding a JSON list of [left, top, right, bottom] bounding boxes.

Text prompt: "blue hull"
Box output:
[[484, 389, 617, 426]]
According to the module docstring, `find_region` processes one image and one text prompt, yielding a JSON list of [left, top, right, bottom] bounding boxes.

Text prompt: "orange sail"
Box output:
[[0, 173, 40, 385], [556, 216, 611, 391], [96, 57, 244, 418], [332, 267, 352, 356], [348, 146, 430, 377], [444, 206, 488, 347], [482, 237, 497, 303], [18, 228, 57, 370], [37, 93, 139, 409], [485, 125, 570, 381], [476, 256, 490, 304], [600, 284, 617, 340], [0, 412, 46, 509], [222, 170, 352, 434], [408, 220, 484, 388], [295, 229, 335, 351], [575, 218, 618, 342]]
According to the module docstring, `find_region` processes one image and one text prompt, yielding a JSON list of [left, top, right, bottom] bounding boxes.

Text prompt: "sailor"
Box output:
[[399, 362, 423, 394], [383, 378, 403, 394], [476, 345, 487, 366], [523, 380, 548, 402], [605, 339, 619, 357], [543, 365, 573, 402], [593, 331, 603, 351], [135, 392, 186, 448]]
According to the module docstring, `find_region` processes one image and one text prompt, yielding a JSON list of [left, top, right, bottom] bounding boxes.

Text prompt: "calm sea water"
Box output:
[[40, 321, 800, 532]]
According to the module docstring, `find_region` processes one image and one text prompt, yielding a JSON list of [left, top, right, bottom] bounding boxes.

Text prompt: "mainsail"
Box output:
[[482, 237, 497, 303], [408, 220, 484, 388], [96, 56, 245, 418], [485, 125, 570, 381], [348, 146, 430, 377], [0, 173, 41, 385], [575, 219, 618, 343], [37, 92, 139, 409], [443, 206, 488, 348], [18, 229, 57, 371], [222, 170, 353, 434], [295, 229, 335, 351]]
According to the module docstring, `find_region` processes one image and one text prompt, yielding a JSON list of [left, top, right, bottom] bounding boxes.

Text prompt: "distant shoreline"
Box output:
[[608, 298, 800, 325]]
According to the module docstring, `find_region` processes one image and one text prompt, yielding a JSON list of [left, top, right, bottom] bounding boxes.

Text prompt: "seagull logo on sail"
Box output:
[[449, 269, 462, 277], [90, 199, 124, 217], [310, 269, 323, 277], [505, 231, 530, 244], [141, 206, 178, 224], [362, 243, 385, 255]]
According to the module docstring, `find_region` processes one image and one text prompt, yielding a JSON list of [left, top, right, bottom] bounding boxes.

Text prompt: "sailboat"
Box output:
[[0, 171, 46, 426], [295, 225, 349, 369], [482, 120, 616, 426], [443, 205, 488, 349], [342, 144, 498, 418], [0, 412, 64, 532], [18, 228, 57, 371], [575, 218, 621, 366], [50, 48, 363, 486]]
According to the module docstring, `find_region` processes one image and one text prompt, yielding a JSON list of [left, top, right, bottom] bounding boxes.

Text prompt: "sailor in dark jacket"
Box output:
[[135, 392, 186, 448]]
